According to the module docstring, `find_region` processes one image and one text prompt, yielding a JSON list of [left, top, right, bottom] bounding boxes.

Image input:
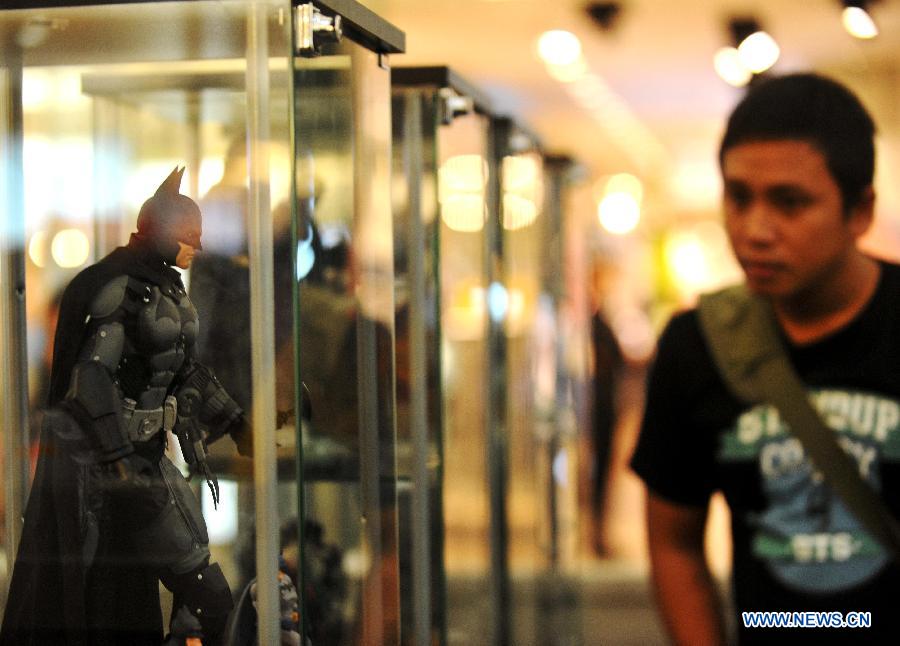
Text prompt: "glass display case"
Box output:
[[490, 118, 548, 645], [0, 1, 404, 644], [391, 66, 495, 646], [392, 69, 583, 646]]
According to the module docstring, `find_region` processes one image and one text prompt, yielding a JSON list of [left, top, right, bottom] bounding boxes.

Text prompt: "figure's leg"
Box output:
[[132, 456, 234, 644], [162, 560, 234, 645]]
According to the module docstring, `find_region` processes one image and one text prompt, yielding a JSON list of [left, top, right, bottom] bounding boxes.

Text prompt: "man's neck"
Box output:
[[772, 253, 880, 345]]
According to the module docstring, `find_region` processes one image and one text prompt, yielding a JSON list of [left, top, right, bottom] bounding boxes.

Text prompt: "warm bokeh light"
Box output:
[[713, 46, 752, 87], [737, 31, 780, 74], [598, 192, 640, 235], [597, 173, 643, 235], [442, 194, 487, 233], [445, 283, 486, 341], [664, 232, 709, 289], [605, 172, 643, 201], [502, 194, 538, 231], [28, 230, 48, 268], [663, 222, 743, 300], [842, 6, 878, 39], [440, 154, 487, 194], [503, 155, 539, 192], [501, 155, 541, 230], [545, 57, 588, 83], [439, 154, 487, 232], [536, 30, 582, 67], [50, 228, 90, 268]]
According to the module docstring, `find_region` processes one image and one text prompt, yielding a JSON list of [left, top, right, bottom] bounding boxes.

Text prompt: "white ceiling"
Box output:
[[368, 0, 900, 222]]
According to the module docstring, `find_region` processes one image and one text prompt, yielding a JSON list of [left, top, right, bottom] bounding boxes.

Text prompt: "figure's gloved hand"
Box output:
[[230, 415, 253, 457], [112, 454, 137, 483]]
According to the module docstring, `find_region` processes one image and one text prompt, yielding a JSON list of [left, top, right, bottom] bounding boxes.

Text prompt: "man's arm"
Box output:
[[646, 491, 727, 646]]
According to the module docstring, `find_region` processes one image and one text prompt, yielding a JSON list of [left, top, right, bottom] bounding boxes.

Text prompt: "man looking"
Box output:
[[631, 73, 900, 643]]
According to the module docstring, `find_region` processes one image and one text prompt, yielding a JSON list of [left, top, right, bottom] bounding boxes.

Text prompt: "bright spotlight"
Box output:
[[537, 30, 583, 67], [598, 192, 640, 235], [737, 31, 780, 74], [714, 47, 752, 87], [842, 6, 878, 39]]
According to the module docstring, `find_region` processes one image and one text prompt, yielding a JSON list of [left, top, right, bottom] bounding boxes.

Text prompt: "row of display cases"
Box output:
[[0, 2, 594, 644]]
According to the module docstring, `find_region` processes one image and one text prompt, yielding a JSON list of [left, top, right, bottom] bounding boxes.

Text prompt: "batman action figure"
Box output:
[[0, 168, 252, 646]]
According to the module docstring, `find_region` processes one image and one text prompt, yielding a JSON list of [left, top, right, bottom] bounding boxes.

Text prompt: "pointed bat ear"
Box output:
[[156, 165, 185, 196]]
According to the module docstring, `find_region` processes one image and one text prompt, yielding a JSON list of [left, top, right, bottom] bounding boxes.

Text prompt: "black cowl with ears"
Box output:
[[136, 166, 203, 264]]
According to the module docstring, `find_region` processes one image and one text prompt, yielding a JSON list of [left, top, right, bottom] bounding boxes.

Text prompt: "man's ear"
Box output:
[[850, 186, 875, 239]]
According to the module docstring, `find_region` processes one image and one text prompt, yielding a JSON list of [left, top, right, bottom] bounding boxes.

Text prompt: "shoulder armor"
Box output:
[[89, 275, 130, 319]]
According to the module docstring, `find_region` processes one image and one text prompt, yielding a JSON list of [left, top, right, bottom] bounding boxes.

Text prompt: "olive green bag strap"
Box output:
[[697, 284, 900, 560]]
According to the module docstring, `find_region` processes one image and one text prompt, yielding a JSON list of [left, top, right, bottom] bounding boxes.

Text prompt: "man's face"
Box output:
[[175, 241, 197, 270], [722, 139, 873, 301]]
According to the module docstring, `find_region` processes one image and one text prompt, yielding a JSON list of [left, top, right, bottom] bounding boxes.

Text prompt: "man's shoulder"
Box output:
[[660, 303, 705, 344], [877, 258, 900, 288]]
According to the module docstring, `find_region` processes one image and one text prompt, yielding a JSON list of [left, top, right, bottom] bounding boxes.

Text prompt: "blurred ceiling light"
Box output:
[[28, 230, 48, 267], [442, 194, 487, 232], [597, 173, 642, 235], [737, 31, 780, 73], [605, 172, 643, 201], [501, 154, 541, 230], [23, 68, 87, 111], [439, 155, 487, 232], [503, 194, 538, 230], [439, 154, 486, 194], [537, 30, 583, 67], [842, 5, 878, 39], [664, 232, 709, 290], [51, 228, 90, 268], [546, 57, 589, 83], [22, 72, 51, 109], [713, 47, 752, 87], [598, 192, 640, 235], [503, 154, 539, 192]]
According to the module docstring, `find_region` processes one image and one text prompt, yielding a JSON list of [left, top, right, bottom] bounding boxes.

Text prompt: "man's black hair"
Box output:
[[719, 73, 876, 211]]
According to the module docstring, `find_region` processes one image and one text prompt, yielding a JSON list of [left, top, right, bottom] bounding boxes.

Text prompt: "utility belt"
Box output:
[[122, 396, 177, 442]]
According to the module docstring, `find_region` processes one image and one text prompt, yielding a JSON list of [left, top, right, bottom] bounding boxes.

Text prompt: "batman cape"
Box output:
[[0, 236, 185, 646]]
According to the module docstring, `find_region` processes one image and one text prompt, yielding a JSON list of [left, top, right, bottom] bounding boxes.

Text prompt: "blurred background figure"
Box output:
[[588, 258, 624, 557]]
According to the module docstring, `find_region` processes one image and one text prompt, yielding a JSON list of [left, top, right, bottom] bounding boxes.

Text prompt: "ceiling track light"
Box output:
[[729, 17, 760, 47], [585, 2, 622, 32]]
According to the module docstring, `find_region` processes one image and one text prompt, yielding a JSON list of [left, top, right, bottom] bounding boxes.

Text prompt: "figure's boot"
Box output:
[[164, 605, 204, 646], [166, 562, 234, 646]]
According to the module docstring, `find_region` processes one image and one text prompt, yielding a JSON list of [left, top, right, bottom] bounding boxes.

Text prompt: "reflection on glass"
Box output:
[[293, 40, 399, 645], [501, 143, 546, 642], [439, 153, 487, 233], [436, 108, 494, 641]]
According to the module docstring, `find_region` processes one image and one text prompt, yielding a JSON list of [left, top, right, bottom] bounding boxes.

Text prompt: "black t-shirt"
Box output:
[[632, 260, 900, 644]]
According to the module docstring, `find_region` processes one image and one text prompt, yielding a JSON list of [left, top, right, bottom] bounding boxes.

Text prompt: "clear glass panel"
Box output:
[[500, 139, 547, 644], [293, 40, 399, 645], [0, 2, 292, 641], [543, 160, 589, 576], [390, 87, 445, 645], [437, 109, 494, 642]]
